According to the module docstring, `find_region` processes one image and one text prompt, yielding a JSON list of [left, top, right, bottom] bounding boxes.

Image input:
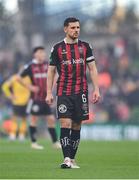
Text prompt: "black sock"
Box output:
[[60, 128, 71, 158], [70, 129, 80, 159], [29, 126, 37, 142], [48, 128, 57, 143]]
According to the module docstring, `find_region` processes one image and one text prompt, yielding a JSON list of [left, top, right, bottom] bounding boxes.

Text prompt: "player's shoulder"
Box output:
[[17, 62, 31, 76], [51, 40, 64, 50], [24, 61, 34, 68], [79, 39, 92, 48], [11, 74, 17, 82]]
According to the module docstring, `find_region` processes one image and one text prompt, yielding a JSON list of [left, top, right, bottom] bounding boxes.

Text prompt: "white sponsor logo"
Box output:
[[62, 58, 84, 65], [32, 104, 39, 112], [58, 104, 67, 113], [34, 73, 47, 78]]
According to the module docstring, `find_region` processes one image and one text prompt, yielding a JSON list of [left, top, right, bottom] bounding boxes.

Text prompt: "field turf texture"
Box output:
[[0, 139, 139, 179]]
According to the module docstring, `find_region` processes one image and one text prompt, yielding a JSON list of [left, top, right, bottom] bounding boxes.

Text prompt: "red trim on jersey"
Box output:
[[82, 43, 87, 92], [66, 44, 72, 95], [31, 64, 38, 100], [58, 46, 65, 96], [39, 64, 44, 100], [40, 64, 47, 101], [74, 44, 81, 94], [43, 64, 47, 100]]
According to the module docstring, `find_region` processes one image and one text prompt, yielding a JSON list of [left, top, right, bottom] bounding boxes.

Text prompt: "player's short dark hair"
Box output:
[[64, 17, 80, 27], [33, 46, 45, 54]]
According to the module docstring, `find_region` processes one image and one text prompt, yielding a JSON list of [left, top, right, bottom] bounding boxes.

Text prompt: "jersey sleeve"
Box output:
[[86, 43, 95, 63], [49, 46, 58, 66], [19, 64, 31, 77]]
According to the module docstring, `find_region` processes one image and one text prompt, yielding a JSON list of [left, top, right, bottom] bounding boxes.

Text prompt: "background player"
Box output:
[[2, 74, 31, 141], [17, 46, 61, 150], [46, 17, 100, 168]]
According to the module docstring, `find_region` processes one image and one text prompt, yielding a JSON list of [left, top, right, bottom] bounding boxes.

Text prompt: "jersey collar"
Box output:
[[64, 38, 78, 44], [32, 59, 41, 64]]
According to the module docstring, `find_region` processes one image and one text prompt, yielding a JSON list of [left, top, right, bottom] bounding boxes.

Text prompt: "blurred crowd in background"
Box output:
[[0, 0, 139, 126]]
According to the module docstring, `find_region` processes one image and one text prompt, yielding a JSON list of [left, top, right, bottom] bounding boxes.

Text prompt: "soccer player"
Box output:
[[2, 74, 31, 141], [46, 17, 100, 168], [17, 46, 61, 150]]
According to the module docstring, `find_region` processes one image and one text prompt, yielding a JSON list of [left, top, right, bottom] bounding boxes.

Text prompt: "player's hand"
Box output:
[[92, 89, 101, 104], [45, 93, 54, 105], [28, 85, 39, 92], [9, 94, 16, 101]]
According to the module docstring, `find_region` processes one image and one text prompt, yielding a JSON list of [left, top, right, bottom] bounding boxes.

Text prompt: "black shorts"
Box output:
[[13, 105, 27, 117], [57, 93, 89, 122], [26, 99, 52, 116]]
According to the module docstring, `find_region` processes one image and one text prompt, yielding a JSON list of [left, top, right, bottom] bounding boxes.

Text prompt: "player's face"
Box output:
[[34, 49, 46, 63], [64, 22, 80, 40]]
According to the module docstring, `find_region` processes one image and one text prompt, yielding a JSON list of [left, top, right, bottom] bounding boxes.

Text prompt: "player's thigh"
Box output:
[[13, 105, 27, 117], [71, 121, 82, 130], [60, 118, 72, 128], [57, 95, 73, 119], [30, 115, 39, 126], [73, 93, 89, 122], [46, 114, 55, 127]]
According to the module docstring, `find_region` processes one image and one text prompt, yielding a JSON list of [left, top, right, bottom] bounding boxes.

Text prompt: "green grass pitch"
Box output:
[[0, 139, 139, 179]]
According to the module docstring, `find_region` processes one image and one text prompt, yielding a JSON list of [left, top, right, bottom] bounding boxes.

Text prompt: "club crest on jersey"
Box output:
[[61, 49, 67, 55], [78, 47, 83, 54], [58, 104, 67, 113]]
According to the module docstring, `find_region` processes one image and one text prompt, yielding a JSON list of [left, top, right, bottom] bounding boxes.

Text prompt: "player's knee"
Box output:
[[30, 116, 38, 126], [47, 115, 56, 127], [72, 122, 81, 130], [60, 118, 71, 128]]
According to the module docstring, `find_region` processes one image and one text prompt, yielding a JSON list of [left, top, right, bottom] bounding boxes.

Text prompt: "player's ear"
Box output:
[[64, 26, 68, 33]]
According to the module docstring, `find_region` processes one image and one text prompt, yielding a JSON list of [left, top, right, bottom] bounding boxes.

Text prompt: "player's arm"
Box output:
[[46, 45, 57, 105], [16, 65, 39, 93], [85, 43, 100, 103], [87, 61, 100, 103], [1, 78, 15, 100], [46, 66, 57, 105]]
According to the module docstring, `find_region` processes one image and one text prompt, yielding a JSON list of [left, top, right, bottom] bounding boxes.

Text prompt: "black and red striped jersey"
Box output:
[[50, 39, 95, 96], [19, 59, 48, 101]]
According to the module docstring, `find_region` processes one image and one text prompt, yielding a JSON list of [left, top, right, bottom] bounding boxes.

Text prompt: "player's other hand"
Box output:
[[9, 94, 16, 101], [46, 93, 54, 105], [92, 89, 101, 104], [28, 85, 39, 92]]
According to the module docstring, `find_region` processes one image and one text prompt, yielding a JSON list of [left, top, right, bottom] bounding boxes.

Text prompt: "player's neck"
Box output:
[[64, 37, 78, 44]]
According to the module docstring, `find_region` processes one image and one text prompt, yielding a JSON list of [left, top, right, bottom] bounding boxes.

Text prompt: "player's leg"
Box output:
[[19, 116, 27, 141], [17, 106, 28, 141], [70, 121, 81, 168], [46, 114, 61, 149], [60, 118, 72, 168], [57, 95, 73, 168], [9, 114, 18, 140], [29, 115, 44, 149], [9, 105, 21, 140], [29, 115, 38, 142], [27, 100, 44, 149], [70, 93, 89, 168]]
